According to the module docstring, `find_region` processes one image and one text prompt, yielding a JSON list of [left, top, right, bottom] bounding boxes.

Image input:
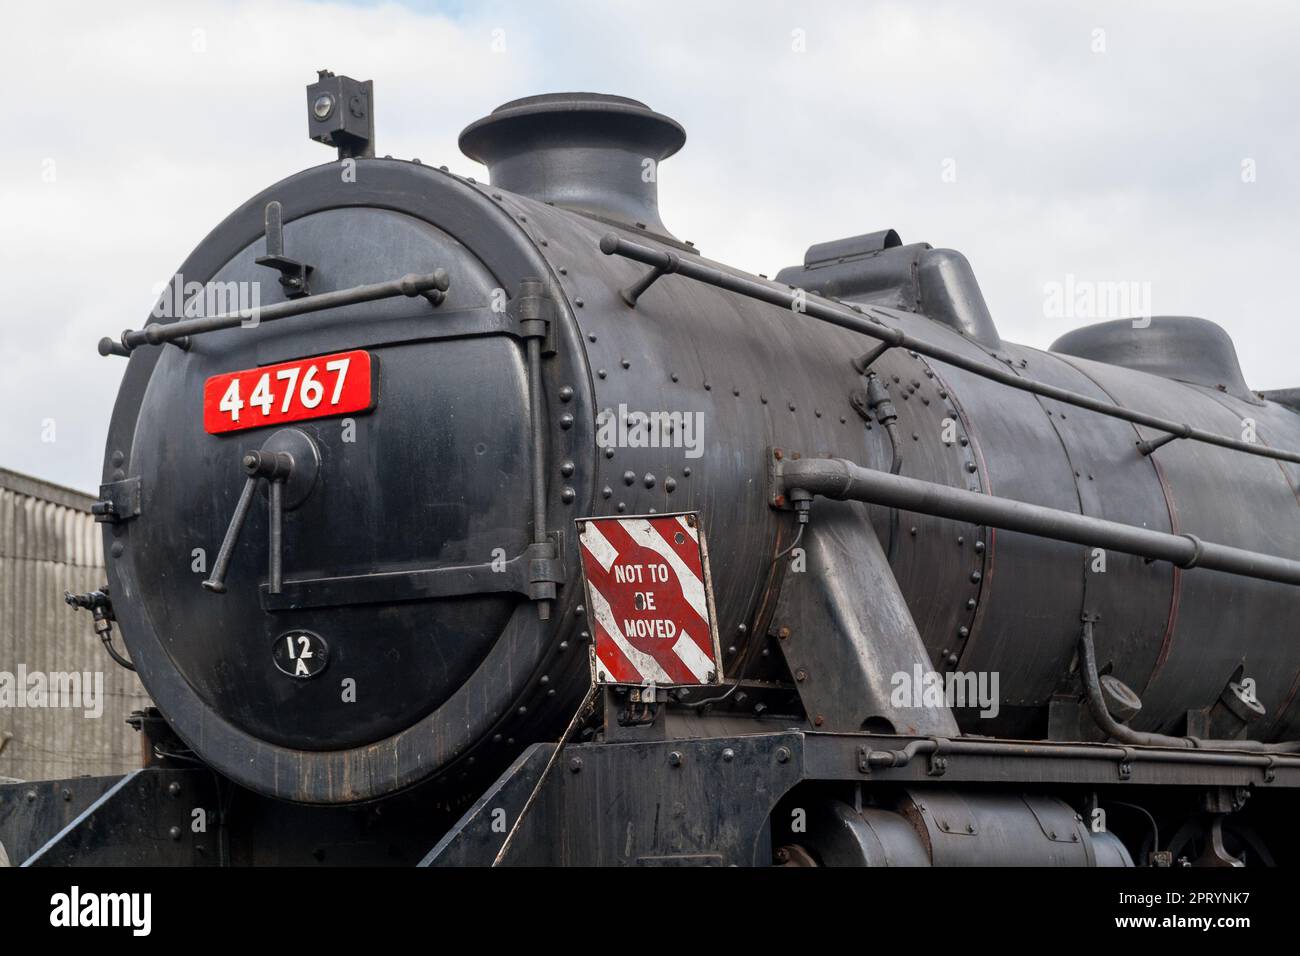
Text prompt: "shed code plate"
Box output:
[[203, 349, 374, 434], [577, 513, 722, 686]]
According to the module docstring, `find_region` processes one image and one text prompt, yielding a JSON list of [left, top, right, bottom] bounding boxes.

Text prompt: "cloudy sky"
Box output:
[[3, 0, 1298, 492]]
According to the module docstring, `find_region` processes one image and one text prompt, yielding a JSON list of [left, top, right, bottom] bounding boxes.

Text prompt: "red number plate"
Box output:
[[203, 350, 374, 434]]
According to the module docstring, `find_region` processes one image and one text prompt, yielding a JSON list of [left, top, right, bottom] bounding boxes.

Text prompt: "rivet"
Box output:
[[795, 668, 808, 682], [604, 447, 615, 459], [561, 487, 575, 503], [621, 358, 631, 369], [722, 748, 735, 762], [668, 751, 683, 767], [643, 474, 656, 488], [111, 542, 125, 557], [776, 747, 791, 764], [560, 413, 574, 430], [602, 486, 612, 498], [569, 757, 583, 773], [665, 477, 677, 492], [617, 502, 626, 513], [970, 570, 982, 583], [560, 460, 575, 477], [559, 386, 574, 402], [966, 462, 977, 473], [623, 471, 636, 485], [683, 467, 692, 477], [169, 826, 182, 841], [575, 298, 584, 307], [598, 369, 607, 379]]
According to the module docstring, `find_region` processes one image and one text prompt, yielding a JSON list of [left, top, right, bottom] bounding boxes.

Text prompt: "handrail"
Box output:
[[100, 269, 450, 356], [600, 233, 1300, 467]]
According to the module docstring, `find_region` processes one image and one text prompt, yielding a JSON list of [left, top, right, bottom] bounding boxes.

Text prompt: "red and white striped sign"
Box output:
[[577, 513, 722, 686]]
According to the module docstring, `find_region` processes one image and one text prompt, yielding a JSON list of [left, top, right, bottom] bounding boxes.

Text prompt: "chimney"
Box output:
[[458, 93, 685, 239]]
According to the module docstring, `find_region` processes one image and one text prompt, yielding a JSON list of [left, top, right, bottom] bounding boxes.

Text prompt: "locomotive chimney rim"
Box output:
[[458, 92, 686, 238]]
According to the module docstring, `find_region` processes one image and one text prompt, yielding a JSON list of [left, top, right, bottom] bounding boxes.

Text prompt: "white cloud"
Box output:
[[3, 0, 1298, 489]]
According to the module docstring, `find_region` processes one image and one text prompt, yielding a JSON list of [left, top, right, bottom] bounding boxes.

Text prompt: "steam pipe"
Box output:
[[778, 456, 1300, 588], [1078, 620, 1300, 753]]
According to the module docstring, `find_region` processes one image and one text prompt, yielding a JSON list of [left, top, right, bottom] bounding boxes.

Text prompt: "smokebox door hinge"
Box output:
[[512, 279, 558, 356], [93, 476, 142, 524], [525, 531, 565, 603]]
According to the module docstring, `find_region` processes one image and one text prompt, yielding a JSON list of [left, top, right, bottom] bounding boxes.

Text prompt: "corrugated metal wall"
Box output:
[[0, 468, 151, 782]]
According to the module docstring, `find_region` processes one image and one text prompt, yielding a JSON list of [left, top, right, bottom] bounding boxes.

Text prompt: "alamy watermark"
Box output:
[[1043, 273, 1152, 327], [596, 403, 704, 459], [891, 664, 1000, 718], [152, 273, 262, 326], [0, 665, 104, 718]]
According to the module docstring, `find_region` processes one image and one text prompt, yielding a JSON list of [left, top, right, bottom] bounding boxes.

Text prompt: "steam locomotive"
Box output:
[[10, 71, 1300, 867]]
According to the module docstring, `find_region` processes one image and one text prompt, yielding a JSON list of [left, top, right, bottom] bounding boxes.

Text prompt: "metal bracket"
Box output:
[[255, 201, 314, 298], [92, 476, 142, 524], [1137, 425, 1191, 457], [618, 250, 680, 307], [852, 341, 892, 374], [1117, 747, 1135, 781], [766, 447, 801, 510]]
